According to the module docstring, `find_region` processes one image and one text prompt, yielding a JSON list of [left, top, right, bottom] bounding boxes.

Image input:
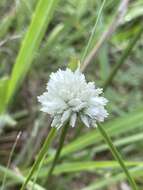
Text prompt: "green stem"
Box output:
[[81, 0, 106, 63], [46, 123, 69, 183], [97, 123, 138, 190], [20, 127, 56, 190], [103, 25, 143, 91]]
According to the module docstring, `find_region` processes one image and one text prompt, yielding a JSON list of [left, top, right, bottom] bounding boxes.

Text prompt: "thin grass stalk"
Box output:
[[32, 154, 47, 190], [97, 123, 138, 190], [103, 25, 143, 91], [0, 165, 45, 190], [81, 0, 106, 63], [5, 0, 59, 111], [1, 132, 21, 190], [82, 167, 142, 190], [31, 123, 69, 187], [81, 0, 130, 71], [20, 128, 56, 190], [46, 123, 69, 183]]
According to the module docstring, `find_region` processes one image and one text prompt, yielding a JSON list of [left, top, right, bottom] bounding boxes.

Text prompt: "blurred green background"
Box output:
[[0, 0, 143, 189]]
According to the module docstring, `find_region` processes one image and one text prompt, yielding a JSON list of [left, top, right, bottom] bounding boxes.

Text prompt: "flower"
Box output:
[[38, 68, 108, 129]]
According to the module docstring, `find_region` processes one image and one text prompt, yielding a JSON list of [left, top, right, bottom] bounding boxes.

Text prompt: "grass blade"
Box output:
[[81, 0, 106, 63], [0, 77, 9, 113], [103, 25, 143, 91], [45, 107, 143, 164], [95, 132, 143, 153], [36, 161, 143, 177], [20, 128, 56, 190], [97, 123, 137, 190], [46, 123, 69, 182], [5, 0, 59, 110], [1, 132, 21, 190], [82, 167, 143, 190], [0, 165, 45, 190]]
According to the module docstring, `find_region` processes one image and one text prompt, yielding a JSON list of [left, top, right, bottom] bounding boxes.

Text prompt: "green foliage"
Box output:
[[45, 107, 143, 164], [82, 167, 143, 190], [38, 161, 143, 176], [4, 0, 60, 110], [0, 165, 45, 190], [20, 128, 56, 190], [0, 77, 9, 113], [0, 0, 143, 189]]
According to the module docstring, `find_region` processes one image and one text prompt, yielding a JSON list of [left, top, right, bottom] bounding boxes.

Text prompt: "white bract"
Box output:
[[38, 68, 108, 129]]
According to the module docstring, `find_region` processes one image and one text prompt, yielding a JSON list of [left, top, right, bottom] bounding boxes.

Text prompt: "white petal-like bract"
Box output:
[[38, 68, 108, 129]]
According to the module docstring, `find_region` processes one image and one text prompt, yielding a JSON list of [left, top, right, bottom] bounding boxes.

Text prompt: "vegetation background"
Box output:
[[0, 0, 143, 189]]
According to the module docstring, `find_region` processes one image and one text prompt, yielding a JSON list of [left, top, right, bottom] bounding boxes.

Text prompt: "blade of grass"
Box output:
[[0, 8, 15, 39], [97, 123, 137, 189], [5, 0, 59, 111], [82, 167, 143, 190], [54, 161, 143, 175], [20, 128, 56, 190], [0, 165, 45, 190], [32, 123, 69, 188], [81, 0, 130, 71], [35, 161, 143, 177], [44, 107, 143, 164], [32, 153, 47, 190], [80, 0, 106, 63], [95, 132, 143, 153], [103, 25, 143, 91], [0, 77, 9, 113], [1, 132, 21, 190], [46, 123, 69, 182], [35, 23, 64, 65]]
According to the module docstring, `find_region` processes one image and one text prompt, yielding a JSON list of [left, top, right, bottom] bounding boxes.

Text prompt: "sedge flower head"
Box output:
[[38, 68, 108, 129]]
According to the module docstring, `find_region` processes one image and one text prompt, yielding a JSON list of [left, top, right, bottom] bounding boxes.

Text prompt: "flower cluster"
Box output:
[[38, 68, 108, 129]]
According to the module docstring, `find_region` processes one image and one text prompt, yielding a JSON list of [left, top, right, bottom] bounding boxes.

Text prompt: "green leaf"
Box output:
[[95, 132, 143, 153], [5, 0, 60, 110], [37, 161, 143, 177], [82, 167, 143, 190], [97, 123, 137, 189], [45, 107, 143, 164], [0, 165, 45, 190], [0, 76, 9, 113], [20, 128, 56, 190], [54, 161, 143, 175]]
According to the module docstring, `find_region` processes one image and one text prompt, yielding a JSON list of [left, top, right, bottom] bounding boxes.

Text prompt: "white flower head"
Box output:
[[38, 68, 108, 129]]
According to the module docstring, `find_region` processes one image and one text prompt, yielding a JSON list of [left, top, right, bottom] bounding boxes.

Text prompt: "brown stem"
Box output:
[[81, 0, 130, 72]]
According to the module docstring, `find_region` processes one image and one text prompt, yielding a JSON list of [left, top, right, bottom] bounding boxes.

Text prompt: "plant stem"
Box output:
[[81, 0, 106, 63], [46, 123, 69, 183], [97, 123, 138, 190], [81, 0, 130, 72], [1, 132, 21, 190], [103, 25, 143, 91], [20, 128, 56, 190]]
